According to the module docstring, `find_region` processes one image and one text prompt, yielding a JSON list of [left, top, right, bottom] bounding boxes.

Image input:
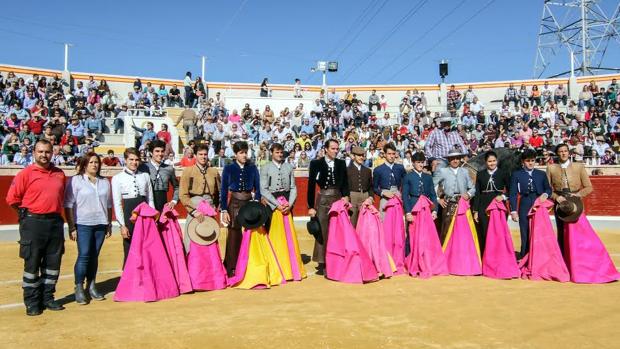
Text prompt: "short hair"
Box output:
[[270, 143, 284, 152], [123, 147, 140, 160], [412, 152, 426, 162], [34, 139, 52, 150], [521, 149, 537, 161], [149, 140, 166, 152], [324, 138, 339, 149], [383, 142, 397, 153], [195, 144, 209, 154], [107, 149, 115, 155], [555, 143, 569, 154], [233, 141, 249, 154], [484, 150, 498, 161]]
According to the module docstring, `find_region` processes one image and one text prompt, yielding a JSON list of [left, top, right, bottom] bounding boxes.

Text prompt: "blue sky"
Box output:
[[1, 0, 618, 85]]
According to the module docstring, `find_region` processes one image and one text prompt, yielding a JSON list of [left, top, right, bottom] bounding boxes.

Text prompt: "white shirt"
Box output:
[[64, 175, 113, 226], [560, 160, 571, 169], [325, 157, 334, 168], [111, 168, 154, 226]]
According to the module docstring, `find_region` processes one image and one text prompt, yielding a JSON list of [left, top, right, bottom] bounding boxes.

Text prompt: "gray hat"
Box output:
[[437, 113, 452, 124], [445, 149, 465, 159]]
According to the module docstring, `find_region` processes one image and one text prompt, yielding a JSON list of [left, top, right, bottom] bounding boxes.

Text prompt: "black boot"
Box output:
[[26, 304, 43, 316], [75, 284, 89, 305], [88, 280, 105, 301], [43, 300, 65, 311]]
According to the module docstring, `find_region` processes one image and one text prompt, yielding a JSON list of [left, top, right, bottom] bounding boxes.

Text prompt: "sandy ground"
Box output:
[[1, 224, 620, 349]]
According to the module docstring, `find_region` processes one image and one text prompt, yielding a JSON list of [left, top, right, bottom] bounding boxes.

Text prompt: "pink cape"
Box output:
[[442, 198, 482, 276], [326, 199, 378, 284], [114, 203, 180, 302], [404, 196, 449, 278], [356, 203, 395, 278], [187, 201, 228, 291], [518, 198, 570, 282], [382, 195, 406, 274], [564, 214, 620, 283], [159, 206, 193, 293], [482, 200, 520, 279]]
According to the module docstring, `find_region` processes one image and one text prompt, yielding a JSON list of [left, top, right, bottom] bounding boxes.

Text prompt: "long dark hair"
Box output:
[[77, 152, 102, 178]]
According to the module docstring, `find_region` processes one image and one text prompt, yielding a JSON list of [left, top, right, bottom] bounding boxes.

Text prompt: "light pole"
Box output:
[[64, 43, 72, 72], [311, 61, 338, 103], [201, 55, 206, 81]]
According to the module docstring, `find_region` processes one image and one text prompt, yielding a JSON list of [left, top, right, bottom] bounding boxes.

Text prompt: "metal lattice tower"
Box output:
[[534, 0, 620, 78]]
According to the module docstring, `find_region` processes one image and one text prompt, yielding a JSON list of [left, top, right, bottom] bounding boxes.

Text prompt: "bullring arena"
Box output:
[[3, 1, 620, 347]]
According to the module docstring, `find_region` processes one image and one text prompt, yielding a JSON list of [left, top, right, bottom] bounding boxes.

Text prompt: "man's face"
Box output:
[[557, 146, 570, 162], [235, 150, 248, 164], [523, 158, 536, 170], [354, 153, 365, 165], [384, 148, 396, 163], [325, 142, 339, 159], [413, 160, 424, 172], [196, 150, 208, 166], [449, 157, 461, 168], [126, 154, 140, 171], [272, 148, 284, 162], [152, 147, 165, 163]]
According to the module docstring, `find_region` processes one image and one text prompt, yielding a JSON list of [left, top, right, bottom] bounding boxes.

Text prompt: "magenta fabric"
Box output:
[[326, 199, 378, 284], [382, 195, 406, 274], [564, 214, 620, 284], [277, 196, 303, 281], [404, 196, 449, 278], [159, 206, 193, 294], [443, 198, 482, 276], [187, 200, 228, 291], [518, 198, 570, 282], [114, 203, 180, 302], [482, 200, 520, 279], [356, 203, 394, 278]]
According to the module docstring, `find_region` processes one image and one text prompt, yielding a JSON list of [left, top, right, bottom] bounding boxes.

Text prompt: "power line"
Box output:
[[333, 0, 389, 62], [339, 0, 429, 83], [215, 0, 249, 42], [386, 0, 497, 83], [369, 0, 468, 81]]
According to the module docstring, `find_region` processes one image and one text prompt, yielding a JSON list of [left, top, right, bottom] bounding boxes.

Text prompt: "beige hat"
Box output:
[[351, 146, 365, 156], [186, 216, 220, 245]]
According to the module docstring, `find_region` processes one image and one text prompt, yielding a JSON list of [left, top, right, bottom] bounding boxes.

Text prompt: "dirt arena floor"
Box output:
[[1, 223, 620, 349]]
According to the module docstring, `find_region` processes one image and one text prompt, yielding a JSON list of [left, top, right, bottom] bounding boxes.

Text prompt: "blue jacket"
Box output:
[[220, 161, 261, 211], [509, 168, 552, 212], [372, 163, 406, 196], [402, 171, 437, 213]]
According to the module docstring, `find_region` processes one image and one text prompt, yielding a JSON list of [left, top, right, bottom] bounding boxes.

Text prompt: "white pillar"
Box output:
[[201, 56, 206, 81], [64, 43, 69, 72]]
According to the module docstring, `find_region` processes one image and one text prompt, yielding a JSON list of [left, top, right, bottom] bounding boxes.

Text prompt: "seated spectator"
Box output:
[[2, 133, 20, 162], [447, 85, 462, 110], [102, 149, 121, 166], [50, 145, 66, 166], [157, 123, 171, 144], [504, 83, 519, 107], [13, 146, 32, 166], [579, 85, 594, 111], [592, 136, 610, 156], [554, 84, 568, 105], [601, 148, 617, 165], [518, 84, 529, 107], [18, 124, 37, 144], [179, 147, 196, 167]]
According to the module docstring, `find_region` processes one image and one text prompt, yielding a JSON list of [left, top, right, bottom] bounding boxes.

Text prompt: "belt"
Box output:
[[445, 195, 461, 202], [320, 188, 340, 195], [350, 191, 369, 194], [190, 193, 213, 197], [24, 212, 61, 220]]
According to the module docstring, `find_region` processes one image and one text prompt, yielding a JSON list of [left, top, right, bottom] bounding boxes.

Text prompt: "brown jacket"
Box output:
[[179, 164, 221, 210], [546, 162, 592, 200], [347, 162, 374, 195]]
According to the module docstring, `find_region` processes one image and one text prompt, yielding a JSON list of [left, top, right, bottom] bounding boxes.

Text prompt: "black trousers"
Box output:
[[18, 214, 64, 307], [153, 191, 168, 212], [555, 210, 565, 257], [122, 197, 146, 266]]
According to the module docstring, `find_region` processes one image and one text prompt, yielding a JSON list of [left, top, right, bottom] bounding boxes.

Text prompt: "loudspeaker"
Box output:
[[439, 62, 448, 78], [327, 62, 338, 72]]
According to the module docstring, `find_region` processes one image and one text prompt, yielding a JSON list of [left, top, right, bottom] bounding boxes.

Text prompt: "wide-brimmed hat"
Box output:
[[445, 149, 464, 159], [556, 195, 584, 223], [306, 217, 323, 245], [437, 115, 452, 124], [187, 216, 220, 245], [236, 201, 270, 229]]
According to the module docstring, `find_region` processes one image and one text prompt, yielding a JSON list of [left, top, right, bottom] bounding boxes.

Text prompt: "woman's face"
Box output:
[[86, 156, 100, 175]]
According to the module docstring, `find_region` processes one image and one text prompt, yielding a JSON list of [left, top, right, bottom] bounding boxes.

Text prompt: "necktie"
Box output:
[[417, 173, 424, 195], [527, 172, 534, 193], [561, 168, 570, 191]]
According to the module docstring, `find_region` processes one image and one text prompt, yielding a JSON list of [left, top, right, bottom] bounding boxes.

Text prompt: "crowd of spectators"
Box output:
[[2, 69, 619, 170]]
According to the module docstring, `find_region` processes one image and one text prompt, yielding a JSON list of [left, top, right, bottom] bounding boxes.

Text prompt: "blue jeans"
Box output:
[[74, 224, 107, 285]]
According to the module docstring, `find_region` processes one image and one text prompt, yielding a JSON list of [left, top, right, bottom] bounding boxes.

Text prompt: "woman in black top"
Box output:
[[260, 78, 269, 97], [472, 151, 511, 255]]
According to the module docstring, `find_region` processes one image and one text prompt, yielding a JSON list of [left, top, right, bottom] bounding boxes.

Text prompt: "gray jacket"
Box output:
[[433, 166, 475, 198], [260, 161, 297, 209], [139, 161, 179, 202]]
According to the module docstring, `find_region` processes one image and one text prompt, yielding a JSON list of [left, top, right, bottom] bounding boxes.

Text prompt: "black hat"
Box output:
[[556, 195, 584, 223], [235, 201, 270, 229], [411, 152, 426, 162], [306, 217, 323, 245]]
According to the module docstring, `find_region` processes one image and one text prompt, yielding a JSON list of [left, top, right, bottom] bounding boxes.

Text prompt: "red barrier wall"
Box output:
[[0, 175, 617, 225]]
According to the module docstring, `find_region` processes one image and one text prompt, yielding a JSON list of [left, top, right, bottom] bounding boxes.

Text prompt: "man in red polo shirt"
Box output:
[[6, 139, 67, 316]]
